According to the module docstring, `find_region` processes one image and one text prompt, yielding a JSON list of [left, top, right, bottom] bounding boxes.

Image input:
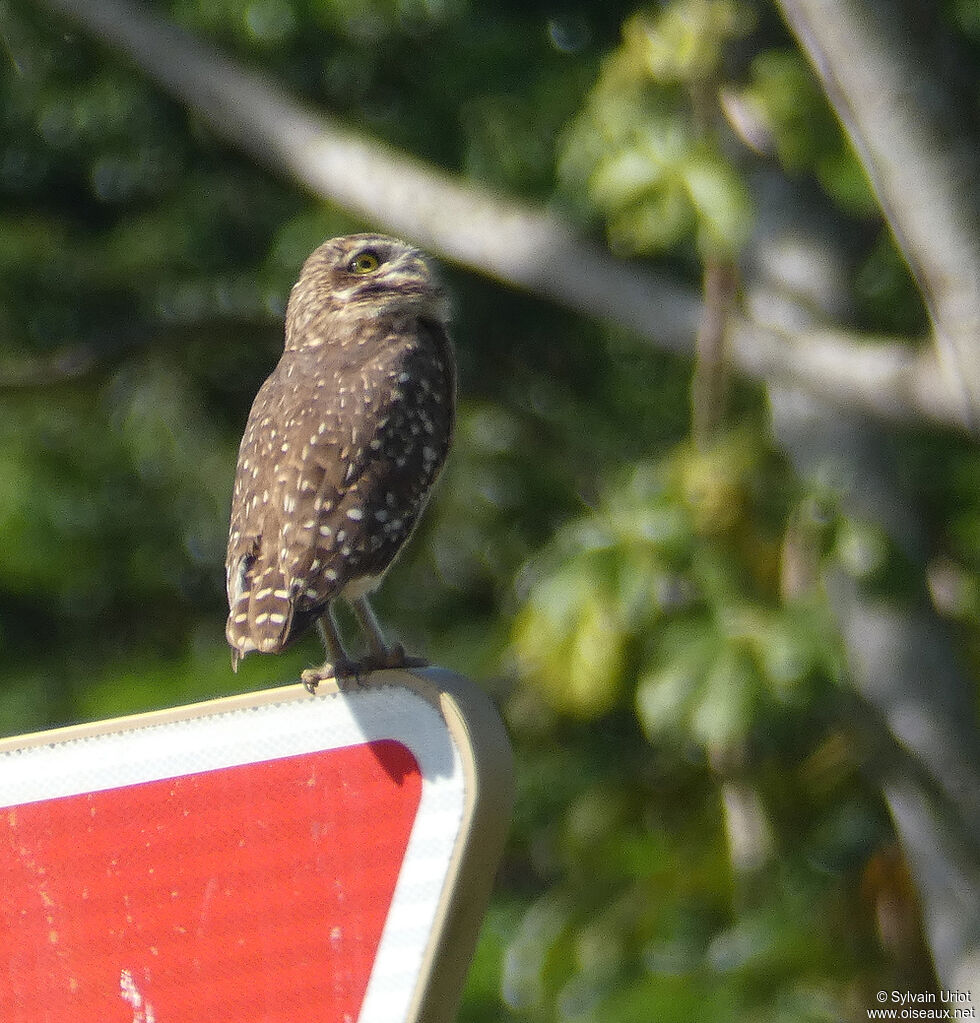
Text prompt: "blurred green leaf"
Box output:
[[689, 643, 758, 750], [738, 49, 877, 215], [559, 0, 755, 257], [626, 1, 755, 85]]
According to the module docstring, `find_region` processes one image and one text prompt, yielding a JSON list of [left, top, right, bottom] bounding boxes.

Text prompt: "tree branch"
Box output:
[[771, 387, 980, 1002], [776, 0, 980, 430], [35, 0, 976, 435], [751, 178, 980, 1001]]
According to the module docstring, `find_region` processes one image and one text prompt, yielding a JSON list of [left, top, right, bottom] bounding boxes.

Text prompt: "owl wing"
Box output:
[[225, 318, 454, 667], [225, 367, 303, 664]]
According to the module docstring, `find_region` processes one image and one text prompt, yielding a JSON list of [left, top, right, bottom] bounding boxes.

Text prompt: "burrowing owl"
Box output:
[[225, 234, 455, 691]]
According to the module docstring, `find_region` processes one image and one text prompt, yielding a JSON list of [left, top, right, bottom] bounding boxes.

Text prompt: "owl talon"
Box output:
[[301, 667, 327, 694], [301, 658, 361, 694]]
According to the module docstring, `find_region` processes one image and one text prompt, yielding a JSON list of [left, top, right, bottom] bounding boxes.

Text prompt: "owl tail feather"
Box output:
[[226, 559, 295, 664]]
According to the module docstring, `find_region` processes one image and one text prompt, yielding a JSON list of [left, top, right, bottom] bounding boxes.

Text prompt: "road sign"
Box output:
[[0, 667, 513, 1023]]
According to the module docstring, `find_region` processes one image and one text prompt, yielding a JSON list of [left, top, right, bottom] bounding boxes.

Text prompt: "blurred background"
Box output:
[[1, 0, 979, 1018]]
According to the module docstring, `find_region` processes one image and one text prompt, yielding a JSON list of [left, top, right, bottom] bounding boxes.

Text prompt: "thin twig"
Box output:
[[0, 345, 97, 388], [691, 258, 737, 446]]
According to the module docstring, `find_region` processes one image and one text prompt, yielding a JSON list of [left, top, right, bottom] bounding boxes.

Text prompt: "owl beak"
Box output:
[[400, 256, 447, 310]]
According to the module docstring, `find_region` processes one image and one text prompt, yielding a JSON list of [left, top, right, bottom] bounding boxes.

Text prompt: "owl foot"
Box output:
[[301, 646, 429, 693], [360, 642, 429, 673], [301, 657, 361, 694]]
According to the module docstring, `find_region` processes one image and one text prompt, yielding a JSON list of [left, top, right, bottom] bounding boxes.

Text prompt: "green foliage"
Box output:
[[0, 0, 976, 1018], [559, 2, 755, 258], [514, 432, 843, 746], [736, 49, 877, 215], [489, 705, 890, 1022]]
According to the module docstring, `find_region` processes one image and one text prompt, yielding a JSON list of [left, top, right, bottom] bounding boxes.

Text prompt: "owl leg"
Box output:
[[351, 596, 428, 671], [301, 605, 358, 693]]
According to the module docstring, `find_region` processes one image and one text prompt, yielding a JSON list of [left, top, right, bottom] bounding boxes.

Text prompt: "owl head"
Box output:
[[285, 233, 448, 347]]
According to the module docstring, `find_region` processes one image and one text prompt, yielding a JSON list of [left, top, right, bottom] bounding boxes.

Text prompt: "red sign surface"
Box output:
[[0, 739, 421, 1023]]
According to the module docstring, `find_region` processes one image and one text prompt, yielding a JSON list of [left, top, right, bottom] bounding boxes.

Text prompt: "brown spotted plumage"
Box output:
[[225, 234, 455, 689]]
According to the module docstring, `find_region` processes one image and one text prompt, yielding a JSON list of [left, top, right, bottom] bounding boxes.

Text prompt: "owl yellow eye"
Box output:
[[348, 251, 381, 275]]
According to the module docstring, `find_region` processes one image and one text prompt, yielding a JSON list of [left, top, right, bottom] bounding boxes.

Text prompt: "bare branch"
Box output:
[[772, 386, 980, 1002], [35, 0, 976, 434], [730, 323, 962, 428], [38, 0, 701, 349], [776, 0, 980, 429], [753, 185, 980, 1001]]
